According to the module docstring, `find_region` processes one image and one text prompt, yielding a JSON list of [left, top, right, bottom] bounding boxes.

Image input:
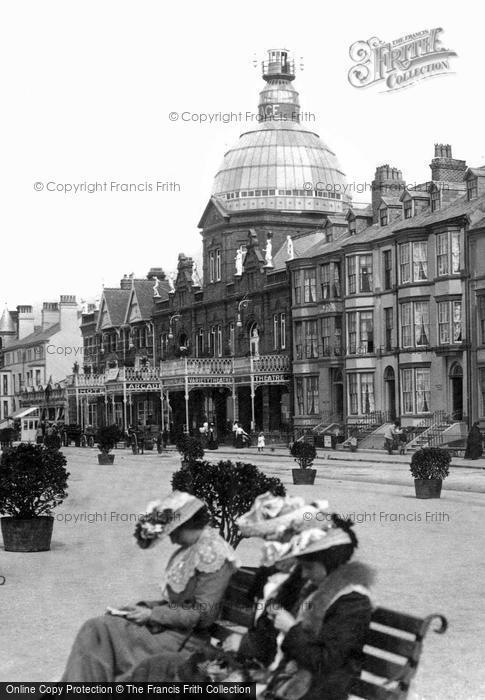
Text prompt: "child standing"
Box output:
[[257, 431, 265, 453]]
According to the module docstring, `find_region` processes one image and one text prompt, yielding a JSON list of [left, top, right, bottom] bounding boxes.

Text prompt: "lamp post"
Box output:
[[236, 295, 250, 328], [168, 313, 181, 339]]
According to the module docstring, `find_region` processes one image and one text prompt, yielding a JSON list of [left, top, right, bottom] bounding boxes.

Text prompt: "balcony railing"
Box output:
[[70, 354, 291, 386]]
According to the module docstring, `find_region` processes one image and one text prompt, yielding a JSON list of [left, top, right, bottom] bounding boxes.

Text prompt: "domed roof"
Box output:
[[212, 49, 350, 213]]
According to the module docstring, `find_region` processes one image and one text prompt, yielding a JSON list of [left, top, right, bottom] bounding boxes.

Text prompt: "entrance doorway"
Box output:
[[384, 366, 396, 421], [332, 369, 344, 421], [450, 363, 463, 421]]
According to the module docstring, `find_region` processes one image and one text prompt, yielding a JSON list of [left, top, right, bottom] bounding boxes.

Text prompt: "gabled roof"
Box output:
[[124, 279, 167, 324], [465, 167, 485, 179], [0, 307, 15, 333], [198, 196, 231, 229], [6, 323, 61, 350], [97, 288, 131, 330], [379, 196, 401, 208], [400, 189, 430, 202]]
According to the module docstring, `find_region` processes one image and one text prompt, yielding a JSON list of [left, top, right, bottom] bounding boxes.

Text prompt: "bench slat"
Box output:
[[361, 653, 415, 685], [371, 608, 427, 637], [365, 629, 422, 660], [350, 677, 406, 700]]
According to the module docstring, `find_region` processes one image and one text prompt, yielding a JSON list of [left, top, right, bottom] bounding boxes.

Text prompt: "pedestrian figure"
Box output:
[[232, 420, 239, 447], [162, 428, 169, 448], [384, 421, 400, 455], [257, 431, 265, 453], [398, 427, 408, 455], [464, 421, 483, 460], [156, 430, 163, 454]]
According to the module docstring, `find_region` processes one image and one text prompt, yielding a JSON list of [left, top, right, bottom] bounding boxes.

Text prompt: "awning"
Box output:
[[11, 406, 40, 419]]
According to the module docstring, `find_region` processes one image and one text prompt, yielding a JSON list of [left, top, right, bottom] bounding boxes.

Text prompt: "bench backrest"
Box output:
[[215, 568, 447, 700], [350, 607, 448, 699]]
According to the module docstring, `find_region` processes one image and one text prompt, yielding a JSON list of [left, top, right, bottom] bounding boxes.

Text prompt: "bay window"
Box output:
[[438, 300, 462, 344], [347, 310, 374, 354], [293, 270, 303, 304], [295, 322, 303, 360], [348, 372, 375, 415], [437, 232, 460, 276], [400, 301, 430, 348], [399, 241, 428, 283], [304, 269, 317, 302], [479, 296, 485, 345], [347, 254, 373, 294], [401, 367, 431, 414], [295, 377, 305, 415], [305, 320, 318, 359], [306, 376, 319, 414], [322, 317, 331, 355], [295, 376, 319, 415]]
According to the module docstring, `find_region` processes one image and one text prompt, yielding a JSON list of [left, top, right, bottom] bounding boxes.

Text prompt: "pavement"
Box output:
[[1, 447, 485, 699]]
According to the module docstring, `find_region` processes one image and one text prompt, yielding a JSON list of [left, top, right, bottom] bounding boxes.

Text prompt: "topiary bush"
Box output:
[[176, 435, 205, 464], [0, 443, 70, 518], [290, 441, 317, 469], [172, 460, 286, 547], [410, 447, 451, 480], [96, 424, 123, 454]]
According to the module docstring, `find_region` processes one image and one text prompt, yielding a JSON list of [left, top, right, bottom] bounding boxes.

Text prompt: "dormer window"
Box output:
[[348, 218, 356, 235], [431, 189, 441, 212], [467, 177, 478, 201], [380, 209, 388, 227], [403, 199, 413, 219]]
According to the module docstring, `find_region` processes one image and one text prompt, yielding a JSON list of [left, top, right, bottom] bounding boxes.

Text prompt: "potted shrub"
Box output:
[[96, 424, 122, 464], [176, 435, 205, 467], [290, 440, 317, 485], [410, 447, 451, 499], [0, 443, 70, 552], [172, 459, 285, 546]]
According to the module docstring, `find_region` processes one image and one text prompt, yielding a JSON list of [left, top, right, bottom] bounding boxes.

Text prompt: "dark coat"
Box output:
[[274, 562, 374, 700]]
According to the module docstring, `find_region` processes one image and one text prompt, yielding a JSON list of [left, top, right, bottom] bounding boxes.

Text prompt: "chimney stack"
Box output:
[[120, 274, 132, 290], [16, 305, 35, 339], [430, 144, 467, 182], [371, 165, 406, 223], [59, 295, 78, 331], [41, 302, 59, 330]]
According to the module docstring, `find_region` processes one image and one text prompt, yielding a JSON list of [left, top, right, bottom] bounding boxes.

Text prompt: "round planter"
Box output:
[[292, 468, 317, 485], [414, 478, 442, 499], [98, 453, 115, 465], [1, 516, 54, 552]]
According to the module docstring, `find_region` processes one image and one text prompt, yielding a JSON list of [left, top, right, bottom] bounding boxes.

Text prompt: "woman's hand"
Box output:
[[125, 605, 153, 625], [271, 609, 296, 633], [222, 633, 242, 653]]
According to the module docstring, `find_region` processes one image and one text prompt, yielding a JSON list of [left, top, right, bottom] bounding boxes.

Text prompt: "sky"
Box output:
[[1, 0, 483, 309]]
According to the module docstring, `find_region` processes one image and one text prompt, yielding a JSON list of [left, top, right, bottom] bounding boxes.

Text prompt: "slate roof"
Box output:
[[0, 307, 16, 333], [101, 289, 131, 327], [6, 323, 61, 350], [272, 231, 327, 270]]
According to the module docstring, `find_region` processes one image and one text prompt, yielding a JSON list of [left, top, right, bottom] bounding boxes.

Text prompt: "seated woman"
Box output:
[[262, 515, 374, 700], [61, 491, 238, 682]]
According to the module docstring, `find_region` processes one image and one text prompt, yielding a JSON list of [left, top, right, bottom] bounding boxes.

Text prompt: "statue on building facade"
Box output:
[[286, 235, 294, 260], [168, 273, 176, 294], [235, 247, 244, 276], [152, 277, 161, 297], [264, 233, 273, 267]]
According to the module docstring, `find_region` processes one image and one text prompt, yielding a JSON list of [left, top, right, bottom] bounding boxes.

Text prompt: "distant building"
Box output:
[[0, 296, 82, 429]]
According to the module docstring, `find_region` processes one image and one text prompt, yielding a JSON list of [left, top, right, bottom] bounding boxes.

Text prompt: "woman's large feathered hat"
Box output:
[[134, 491, 205, 548]]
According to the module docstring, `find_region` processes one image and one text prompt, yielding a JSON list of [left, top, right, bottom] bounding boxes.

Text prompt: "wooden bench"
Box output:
[[211, 567, 448, 699]]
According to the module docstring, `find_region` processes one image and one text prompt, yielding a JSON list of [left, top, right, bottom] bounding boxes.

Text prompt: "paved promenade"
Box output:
[[1, 447, 484, 698]]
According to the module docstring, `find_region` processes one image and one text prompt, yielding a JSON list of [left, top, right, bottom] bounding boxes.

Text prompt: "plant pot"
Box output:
[[292, 468, 317, 485], [98, 453, 115, 465], [414, 478, 442, 499], [1, 516, 54, 552]]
